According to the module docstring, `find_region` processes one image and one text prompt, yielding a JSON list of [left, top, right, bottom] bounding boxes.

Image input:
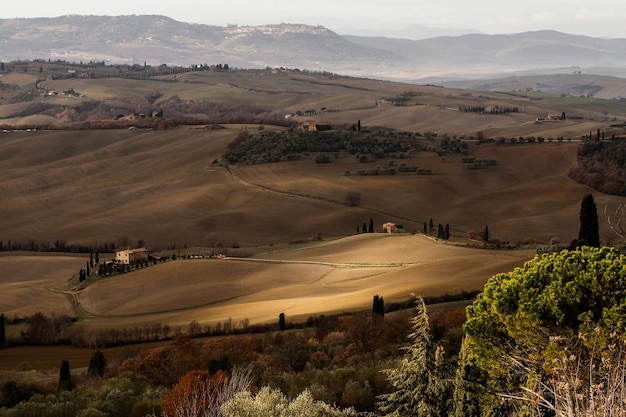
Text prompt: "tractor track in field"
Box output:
[[226, 165, 426, 228]]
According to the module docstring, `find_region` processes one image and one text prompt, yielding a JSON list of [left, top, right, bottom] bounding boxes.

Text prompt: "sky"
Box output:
[[2, 0, 626, 38]]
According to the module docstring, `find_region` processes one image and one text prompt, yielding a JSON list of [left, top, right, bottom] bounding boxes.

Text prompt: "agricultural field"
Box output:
[[2, 66, 626, 375]]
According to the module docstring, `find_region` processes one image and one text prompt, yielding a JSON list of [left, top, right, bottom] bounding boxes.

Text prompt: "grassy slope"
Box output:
[[4, 127, 622, 250], [1, 234, 533, 332], [0, 253, 87, 317]]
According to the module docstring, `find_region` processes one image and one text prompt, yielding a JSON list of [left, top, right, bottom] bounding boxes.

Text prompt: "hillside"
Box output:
[[2, 66, 626, 134], [1, 68, 626, 250], [0, 234, 536, 332], [1, 125, 625, 252], [3, 16, 626, 80]]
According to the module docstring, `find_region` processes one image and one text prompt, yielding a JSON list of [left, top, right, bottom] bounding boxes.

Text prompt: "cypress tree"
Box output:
[[0, 313, 5, 347], [278, 313, 286, 331], [363, 222, 367, 234], [373, 295, 385, 316], [445, 223, 450, 240], [578, 194, 600, 247], [484, 225, 489, 243], [423, 222, 427, 234], [369, 217, 374, 233], [59, 360, 73, 390]]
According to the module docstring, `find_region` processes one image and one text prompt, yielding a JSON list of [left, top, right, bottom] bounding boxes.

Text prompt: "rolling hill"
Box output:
[[3, 16, 626, 80], [1, 58, 626, 352]]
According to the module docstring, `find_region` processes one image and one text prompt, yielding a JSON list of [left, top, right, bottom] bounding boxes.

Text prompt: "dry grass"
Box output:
[[0, 253, 87, 317], [0, 234, 535, 334], [1, 127, 625, 250]]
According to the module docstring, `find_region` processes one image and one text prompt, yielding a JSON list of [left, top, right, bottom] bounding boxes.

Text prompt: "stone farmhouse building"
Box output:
[[115, 248, 149, 264], [383, 222, 399, 233]]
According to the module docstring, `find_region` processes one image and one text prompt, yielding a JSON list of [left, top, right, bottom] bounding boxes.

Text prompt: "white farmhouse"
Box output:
[[115, 248, 149, 264]]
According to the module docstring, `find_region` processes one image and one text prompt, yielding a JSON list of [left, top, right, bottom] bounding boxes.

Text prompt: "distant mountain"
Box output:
[[0, 15, 408, 74], [336, 24, 480, 40], [2, 16, 626, 80]]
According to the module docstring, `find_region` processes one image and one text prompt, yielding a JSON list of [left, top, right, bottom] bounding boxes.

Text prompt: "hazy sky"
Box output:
[[2, 0, 626, 38]]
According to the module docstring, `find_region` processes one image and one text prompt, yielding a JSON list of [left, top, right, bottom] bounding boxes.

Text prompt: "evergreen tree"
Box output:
[[363, 222, 367, 234], [369, 218, 374, 233], [578, 193, 600, 247], [445, 224, 450, 240], [423, 222, 427, 234], [373, 295, 385, 317], [90, 253, 94, 267], [59, 360, 73, 390], [0, 313, 5, 347], [378, 297, 451, 417], [278, 313, 286, 331], [457, 247, 626, 416], [87, 350, 107, 378], [484, 225, 489, 243]]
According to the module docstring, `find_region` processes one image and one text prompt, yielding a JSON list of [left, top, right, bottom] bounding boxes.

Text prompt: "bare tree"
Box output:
[[501, 330, 626, 417], [162, 368, 252, 417], [605, 204, 626, 241]]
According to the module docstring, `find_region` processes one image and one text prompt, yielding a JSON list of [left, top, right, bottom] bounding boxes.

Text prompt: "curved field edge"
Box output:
[[0, 234, 536, 331]]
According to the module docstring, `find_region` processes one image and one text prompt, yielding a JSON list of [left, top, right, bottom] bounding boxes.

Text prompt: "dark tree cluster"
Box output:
[[438, 138, 469, 155], [569, 139, 626, 196], [372, 295, 385, 316], [0, 239, 115, 254], [87, 350, 107, 378], [459, 105, 519, 114], [357, 218, 375, 234], [223, 129, 437, 165], [436, 223, 451, 240], [78, 268, 88, 282]]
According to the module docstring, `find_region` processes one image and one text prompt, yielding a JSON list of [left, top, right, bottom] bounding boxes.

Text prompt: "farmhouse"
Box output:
[[115, 248, 149, 264], [383, 222, 399, 233], [301, 121, 332, 131]]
